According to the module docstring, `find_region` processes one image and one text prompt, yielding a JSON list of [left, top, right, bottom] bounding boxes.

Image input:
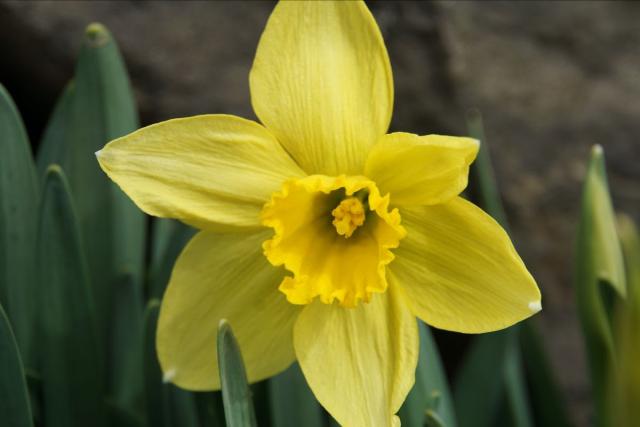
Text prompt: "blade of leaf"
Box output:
[[268, 362, 323, 427], [58, 23, 146, 350], [142, 300, 202, 427], [400, 322, 456, 427], [218, 319, 257, 427], [36, 81, 75, 178], [617, 214, 640, 308], [108, 272, 144, 415], [0, 84, 38, 371], [148, 218, 195, 300], [519, 323, 573, 427], [460, 110, 533, 427], [0, 302, 33, 427], [575, 145, 626, 427], [37, 166, 105, 427]]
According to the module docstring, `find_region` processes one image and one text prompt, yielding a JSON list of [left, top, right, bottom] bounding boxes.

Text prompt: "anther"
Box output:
[[331, 197, 366, 238]]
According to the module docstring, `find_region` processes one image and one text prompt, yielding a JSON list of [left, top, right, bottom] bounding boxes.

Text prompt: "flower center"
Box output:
[[331, 195, 366, 238], [261, 175, 406, 307]]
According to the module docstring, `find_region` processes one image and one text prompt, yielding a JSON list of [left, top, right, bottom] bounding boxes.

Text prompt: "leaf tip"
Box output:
[[85, 22, 110, 47]]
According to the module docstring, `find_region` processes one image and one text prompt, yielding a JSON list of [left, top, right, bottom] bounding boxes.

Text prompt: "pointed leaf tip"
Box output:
[[85, 23, 110, 47]]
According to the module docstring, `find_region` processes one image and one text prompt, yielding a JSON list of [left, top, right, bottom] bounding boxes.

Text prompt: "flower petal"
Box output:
[[97, 114, 304, 231], [157, 229, 301, 390], [365, 132, 479, 206], [391, 197, 541, 333], [250, 1, 393, 175], [294, 284, 418, 426]]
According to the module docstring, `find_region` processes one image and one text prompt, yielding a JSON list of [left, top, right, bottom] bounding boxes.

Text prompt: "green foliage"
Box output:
[[0, 84, 39, 371], [576, 145, 627, 427], [0, 303, 33, 427], [268, 363, 323, 427], [401, 322, 456, 427], [37, 166, 105, 427], [217, 320, 257, 427]]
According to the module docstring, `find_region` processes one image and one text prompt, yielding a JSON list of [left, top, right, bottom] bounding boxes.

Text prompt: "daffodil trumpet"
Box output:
[[96, 2, 541, 426]]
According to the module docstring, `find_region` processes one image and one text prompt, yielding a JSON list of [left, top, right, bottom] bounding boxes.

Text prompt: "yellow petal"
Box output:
[[157, 229, 301, 390], [294, 284, 418, 427], [365, 132, 479, 206], [97, 114, 304, 231], [250, 1, 393, 175], [391, 197, 541, 333]]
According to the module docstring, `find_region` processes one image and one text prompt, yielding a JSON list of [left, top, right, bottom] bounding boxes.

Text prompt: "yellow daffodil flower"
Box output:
[[96, 2, 541, 426]]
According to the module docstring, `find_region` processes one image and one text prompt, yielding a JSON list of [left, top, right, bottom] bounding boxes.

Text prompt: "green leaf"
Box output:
[[217, 319, 256, 427], [36, 81, 75, 178], [461, 110, 534, 427], [148, 218, 195, 300], [617, 214, 640, 309], [108, 272, 144, 414], [142, 300, 203, 427], [400, 323, 456, 427], [0, 302, 33, 427], [52, 23, 146, 346], [519, 323, 573, 427], [575, 145, 626, 426], [0, 84, 38, 370], [37, 166, 105, 427], [268, 363, 323, 427]]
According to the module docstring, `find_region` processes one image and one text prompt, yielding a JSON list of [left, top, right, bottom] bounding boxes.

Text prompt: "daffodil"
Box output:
[[96, 2, 541, 426]]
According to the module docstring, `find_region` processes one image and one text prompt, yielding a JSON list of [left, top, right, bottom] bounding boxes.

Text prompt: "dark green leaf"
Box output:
[[268, 362, 323, 427], [37, 166, 105, 427], [0, 302, 33, 427], [148, 218, 195, 300], [56, 23, 146, 346], [0, 84, 38, 370], [36, 81, 75, 178], [108, 272, 144, 415], [519, 323, 573, 427], [401, 323, 456, 427], [218, 319, 256, 427], [143, 300, 203, 427]]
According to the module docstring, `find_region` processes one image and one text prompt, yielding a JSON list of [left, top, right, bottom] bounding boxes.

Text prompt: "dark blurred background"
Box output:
[[1, 1, 639, 426]]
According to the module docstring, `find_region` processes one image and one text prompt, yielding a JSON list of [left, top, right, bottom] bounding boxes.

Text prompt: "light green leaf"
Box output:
[[37, 166, 105, 427], [0, 302, 33, 427], [0, 84, 38, 370], [400, 322, 456, 427], [218, 320, 256, 427], [268, 363, 323, 427], [617, 214, 640, 309], [576, 145, 626, 427]]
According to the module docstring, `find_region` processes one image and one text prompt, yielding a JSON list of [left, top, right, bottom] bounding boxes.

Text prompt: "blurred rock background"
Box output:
[[1, 1, 639, 426]]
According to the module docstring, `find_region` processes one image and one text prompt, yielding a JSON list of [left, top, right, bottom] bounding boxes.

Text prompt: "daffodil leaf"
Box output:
[[108, 272, 144, 414], [36, 81, 74, 179], [142, 300, 204, 427], [268, 362, 323, 427], [0, 84, 38, 372], [0, 302, 33, 427], [617, 214, 640, 310], [37, 166, 105, 427], [56, 23, 146, 349], [425, 409, 446, 427], [460, 110, 534, 427], [519, 324, 573, 427], [400, 322, 456, 427], [148, 218, 195, 300], [576, 145, 627, 426], [217, 319, 257, 427]]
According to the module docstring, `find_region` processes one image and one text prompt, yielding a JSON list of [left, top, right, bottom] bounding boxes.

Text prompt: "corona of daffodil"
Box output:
[[97, 2, 541, 426]]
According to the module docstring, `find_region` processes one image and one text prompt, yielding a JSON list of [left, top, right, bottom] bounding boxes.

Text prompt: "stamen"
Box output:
[[331, 196, 366, 238]]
